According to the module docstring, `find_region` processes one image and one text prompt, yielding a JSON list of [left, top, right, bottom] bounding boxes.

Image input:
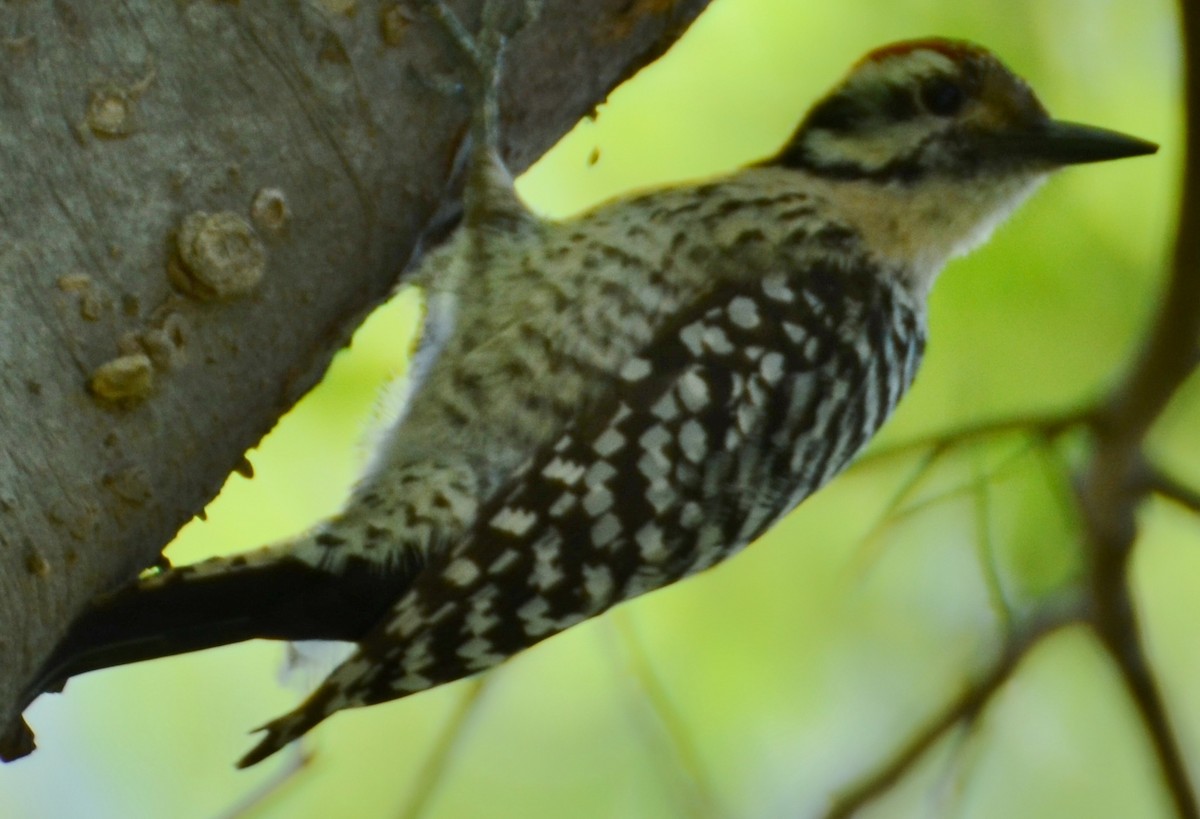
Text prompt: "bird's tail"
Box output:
[[21, 536, 398, 713]]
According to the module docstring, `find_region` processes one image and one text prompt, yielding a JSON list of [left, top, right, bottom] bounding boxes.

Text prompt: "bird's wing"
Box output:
[[237, 263, 910, 766]]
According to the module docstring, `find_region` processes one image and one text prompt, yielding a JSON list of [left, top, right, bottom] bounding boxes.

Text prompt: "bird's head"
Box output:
[[769, 39, 1156, 286], [777, 38, 1156, 183]]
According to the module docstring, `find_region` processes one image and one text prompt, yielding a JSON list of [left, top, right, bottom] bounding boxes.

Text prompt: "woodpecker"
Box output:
[[14, 1, 1156, 769]]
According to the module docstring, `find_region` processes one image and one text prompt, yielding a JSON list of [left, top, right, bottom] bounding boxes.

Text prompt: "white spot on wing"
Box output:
[[678, 370, 710, 413], [646, 481, 676, 514], [679, 419, 707, 464], [443, 558, 480, 586], [639, 424, 672, 452], [548, 492, 577, 518], [762, 274, 794, 303], [737, 402, 759, 434], [703, 324, 734, 354], [636, 522, 668, 561], [624, 566, 666, 599], [518, 596, 556, 636], [593, 427, 625, 457], [531, 533, 564, 590], [458, 636, 505, 670], [651, 391, 680, 421], [490, 506, 537, 537], [688, 523, 732, 574], [585, 460, 617, 488], [488, 549, 521, 574], [543, 457, 586, 485], [620, 357, 652, 381], [638, 449, 670, 483], [583, 484, 614, 516], [388, 597, 426, 639], [464, 589, 500, 634], [403, 633, 433, 674], [590, 512, 622, 548], [582, 564, 614, 607], [728, 296, 760, 329], [761, 351, 785, 384]]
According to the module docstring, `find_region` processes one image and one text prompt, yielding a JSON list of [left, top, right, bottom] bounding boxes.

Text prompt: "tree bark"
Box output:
[[0, 0, 711, 756]]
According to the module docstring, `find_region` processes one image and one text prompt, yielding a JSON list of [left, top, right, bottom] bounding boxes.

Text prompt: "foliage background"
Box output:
[[1, 0, 1182, 816]]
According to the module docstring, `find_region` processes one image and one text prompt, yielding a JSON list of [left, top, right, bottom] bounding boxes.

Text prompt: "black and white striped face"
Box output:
[[776, 39, 1053, 182]]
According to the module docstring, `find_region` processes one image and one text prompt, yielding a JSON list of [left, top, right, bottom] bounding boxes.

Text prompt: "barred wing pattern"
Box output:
[[242, 258, 925, 765]]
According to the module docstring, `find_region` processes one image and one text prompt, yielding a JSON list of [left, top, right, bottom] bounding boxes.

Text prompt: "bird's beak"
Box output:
[[990, 119, 1159, 165]]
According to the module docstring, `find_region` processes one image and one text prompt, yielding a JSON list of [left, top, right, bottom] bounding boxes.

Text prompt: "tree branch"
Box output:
[[852, 409, 1085, 469], [397, 678, 491, 819], [1148, 469, 1200, 517], [1073, 2, 1200, 815], [826, 612, 1082, 819]]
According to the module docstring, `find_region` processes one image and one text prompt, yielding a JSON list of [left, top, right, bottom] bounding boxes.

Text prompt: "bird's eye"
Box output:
[[920, 77, 966, 116]]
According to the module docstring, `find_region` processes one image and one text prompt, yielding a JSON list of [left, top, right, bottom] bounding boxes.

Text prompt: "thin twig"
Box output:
[[825, 612, 1081, 819], [847, 444, 947, 573], [849, 434, 1042, 576], [850, 409, 1085, 470], [397, 678, 490, 819], [610, 613, 724, 819], [217, 743, 314, 819], [1073, 3, 1200, 815], [971, 459, 1015, 638]]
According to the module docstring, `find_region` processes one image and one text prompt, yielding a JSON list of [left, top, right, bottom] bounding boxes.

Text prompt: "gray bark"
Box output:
[[0, 0, 710, 757]]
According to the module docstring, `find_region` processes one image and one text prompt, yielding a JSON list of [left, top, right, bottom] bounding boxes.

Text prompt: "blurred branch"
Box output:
[[849, 435, 1041, 577], [971, 463, 1016, 638], [398, 678, 490, 819], [847, 445, 947, 573], [1148, 469, 1200, 517], [853, 410, 1084, 469], [1072, 1, 1200, 815], [826, 612, 1081, 819], [219, 745, 313, 819], [611, 613, 724, 819]]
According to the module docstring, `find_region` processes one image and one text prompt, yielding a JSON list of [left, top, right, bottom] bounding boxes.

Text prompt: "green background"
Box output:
[[3, 0, 1185, 816]]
